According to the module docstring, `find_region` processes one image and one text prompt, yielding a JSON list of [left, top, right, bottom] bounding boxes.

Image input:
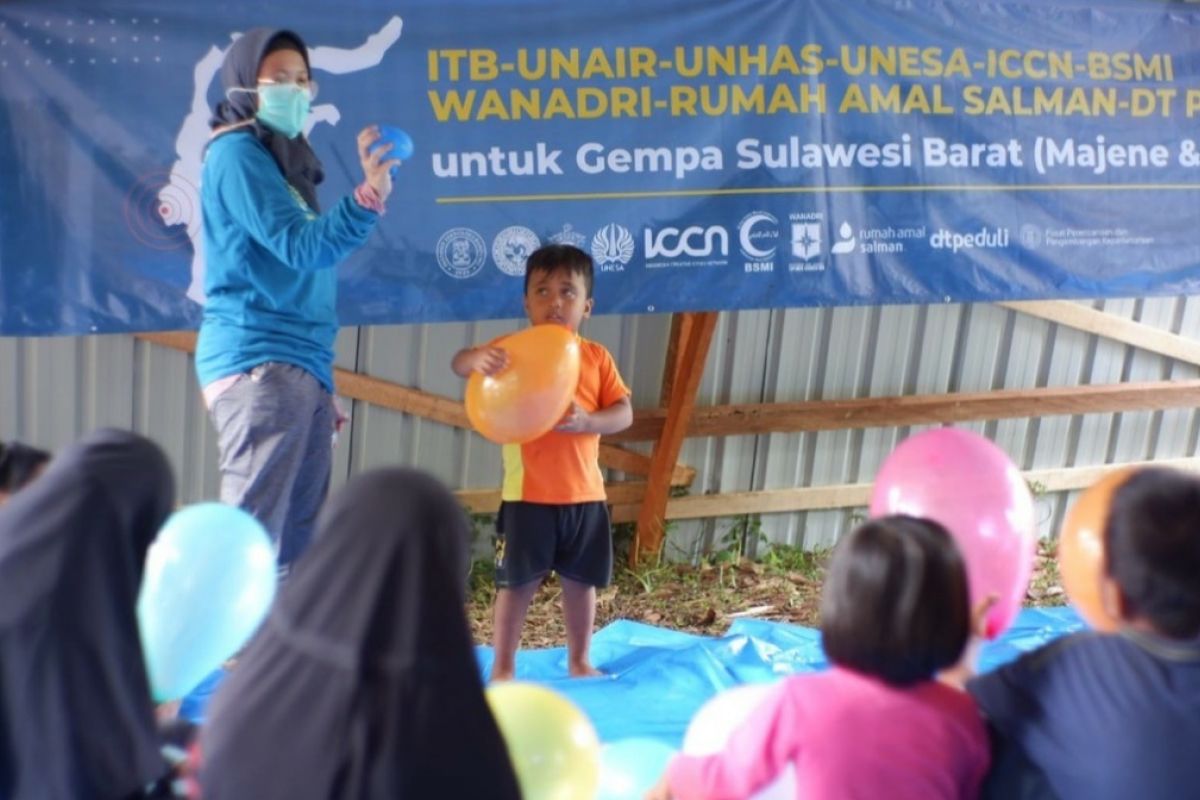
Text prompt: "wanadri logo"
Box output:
[[929, 227, 1011, 253], [591, 223, 635, 272], [644, 225, 729, 260], [788, 211, 826, 273], [791, 222, 821, 260]]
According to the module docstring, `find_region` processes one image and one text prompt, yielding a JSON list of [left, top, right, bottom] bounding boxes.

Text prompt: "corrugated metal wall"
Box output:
[[3, 295, 1198, 557]]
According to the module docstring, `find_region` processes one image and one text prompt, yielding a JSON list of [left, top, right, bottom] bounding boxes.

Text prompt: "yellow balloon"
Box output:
[[465, 324, 581, 444], [486, 682, 600, 800]]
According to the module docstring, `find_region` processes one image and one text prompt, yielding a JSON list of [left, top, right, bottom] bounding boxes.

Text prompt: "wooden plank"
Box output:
[[134, 332, 1200, 447], [335, 370, 469, 428], [598, 443, 695, 486], [135, 331, 198, 351], [608, 380, 1200, 442], [607, 457, 1200, 524], [458, 481, 648, 514], [136, 332, 470, 428], [999, 300, 1200, 368], [633, 311, 718, 563], [135, 332, 696, 481]]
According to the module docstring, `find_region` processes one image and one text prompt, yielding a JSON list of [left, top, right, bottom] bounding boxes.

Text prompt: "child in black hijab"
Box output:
[[198, 468, 520, 799], [0, 440, 50, 503], [0, 429, 182, 798]]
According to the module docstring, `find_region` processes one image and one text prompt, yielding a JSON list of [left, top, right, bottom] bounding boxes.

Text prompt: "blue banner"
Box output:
[[2, 0, 1200, 334]]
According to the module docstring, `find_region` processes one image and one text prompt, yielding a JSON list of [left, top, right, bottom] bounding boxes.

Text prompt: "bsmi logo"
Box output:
[[738, 212, 779, 260], [644, 225, 729, 259]]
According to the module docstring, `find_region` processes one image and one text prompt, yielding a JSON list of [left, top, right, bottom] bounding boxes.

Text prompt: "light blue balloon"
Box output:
[[597, 737, 677, 800], [137, 503, 277, 701]]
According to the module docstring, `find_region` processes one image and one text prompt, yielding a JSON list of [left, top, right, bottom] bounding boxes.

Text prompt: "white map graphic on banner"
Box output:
[[158, 16, 403, 304]]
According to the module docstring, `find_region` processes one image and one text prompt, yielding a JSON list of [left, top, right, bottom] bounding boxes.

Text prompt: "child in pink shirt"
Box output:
[[648, 516, 990, 800]]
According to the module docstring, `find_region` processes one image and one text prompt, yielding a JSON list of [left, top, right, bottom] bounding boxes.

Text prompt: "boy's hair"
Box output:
[[820, 515, 971, 686], [523, 244, 595, 298], [0, 441, 51, 493], [1105, 467, 1200, 639]]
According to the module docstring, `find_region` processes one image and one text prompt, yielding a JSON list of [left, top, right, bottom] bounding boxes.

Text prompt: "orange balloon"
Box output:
[[465, 324, 581, 444], [1058, 468, 1138, 631]]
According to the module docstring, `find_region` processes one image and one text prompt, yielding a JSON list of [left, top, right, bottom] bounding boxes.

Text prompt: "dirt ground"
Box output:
[[466, 538, 1066, 648]]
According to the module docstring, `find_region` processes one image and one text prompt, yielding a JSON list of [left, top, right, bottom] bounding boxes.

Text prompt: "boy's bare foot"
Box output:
[[489, 667, 515, 682], [568, 662, 603, 678]]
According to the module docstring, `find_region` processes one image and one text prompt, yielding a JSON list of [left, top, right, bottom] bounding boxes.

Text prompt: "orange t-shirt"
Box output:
[[500, 336, 630, 504]]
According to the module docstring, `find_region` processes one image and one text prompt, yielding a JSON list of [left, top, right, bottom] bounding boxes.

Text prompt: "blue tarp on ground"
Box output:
[[181, 606, 1083, 747]]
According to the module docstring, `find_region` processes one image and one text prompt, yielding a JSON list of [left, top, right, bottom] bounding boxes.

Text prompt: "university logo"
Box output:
[[591, 223, 635, 271], [436, 228, 487, 279], [549, 223, 588, 249], [492, 226, 541, 276]]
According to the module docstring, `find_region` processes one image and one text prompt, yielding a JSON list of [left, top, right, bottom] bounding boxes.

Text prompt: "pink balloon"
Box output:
[[868, 428, 1036, 638]]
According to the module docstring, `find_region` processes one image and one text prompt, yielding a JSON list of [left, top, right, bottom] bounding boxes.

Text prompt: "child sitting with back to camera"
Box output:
[[967, 467, 1200, 800], [648, 515, 991, 800]]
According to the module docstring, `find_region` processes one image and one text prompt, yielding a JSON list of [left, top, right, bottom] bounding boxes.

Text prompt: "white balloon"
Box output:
[[683, 684, 774, 755], [682, 683, 798, 799]]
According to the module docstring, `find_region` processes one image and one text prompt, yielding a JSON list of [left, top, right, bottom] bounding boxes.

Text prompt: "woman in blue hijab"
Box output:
[[196, 28, 398, 576]]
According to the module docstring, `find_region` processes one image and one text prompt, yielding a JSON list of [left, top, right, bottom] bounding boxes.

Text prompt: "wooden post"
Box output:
[[631, 311, 718, 565], [659, 313, 683, 406]]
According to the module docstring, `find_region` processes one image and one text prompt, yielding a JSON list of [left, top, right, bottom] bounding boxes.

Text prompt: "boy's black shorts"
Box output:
[[493, 500, 613, 588]]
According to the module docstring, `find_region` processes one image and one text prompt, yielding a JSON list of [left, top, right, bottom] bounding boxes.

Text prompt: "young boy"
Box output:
[[452, 244, 633, 680], [967, 467, 1200, 800]]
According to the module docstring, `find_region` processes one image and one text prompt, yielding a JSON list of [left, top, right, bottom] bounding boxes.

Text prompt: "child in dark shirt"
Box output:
[[968, 467, 1200, 800]]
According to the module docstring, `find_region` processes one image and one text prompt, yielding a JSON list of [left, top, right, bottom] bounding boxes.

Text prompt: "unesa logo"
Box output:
[[644, 225, 729, 259]]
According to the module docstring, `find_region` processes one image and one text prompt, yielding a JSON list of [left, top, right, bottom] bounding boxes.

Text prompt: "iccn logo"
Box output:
[[644, 225, 729, 259]]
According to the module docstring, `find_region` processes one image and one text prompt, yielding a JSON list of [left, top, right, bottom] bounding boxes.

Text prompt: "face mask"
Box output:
[[255, 83, 311, 139]]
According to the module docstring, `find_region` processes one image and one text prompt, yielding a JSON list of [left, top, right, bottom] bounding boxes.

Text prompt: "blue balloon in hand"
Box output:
[[372, 125, 414, 174], [137, 503, 277, 701]]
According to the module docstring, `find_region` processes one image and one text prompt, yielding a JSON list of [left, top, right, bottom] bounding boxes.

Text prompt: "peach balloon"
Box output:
[[465, 324, 581, 444], [1057, 468, 1137, 631]]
